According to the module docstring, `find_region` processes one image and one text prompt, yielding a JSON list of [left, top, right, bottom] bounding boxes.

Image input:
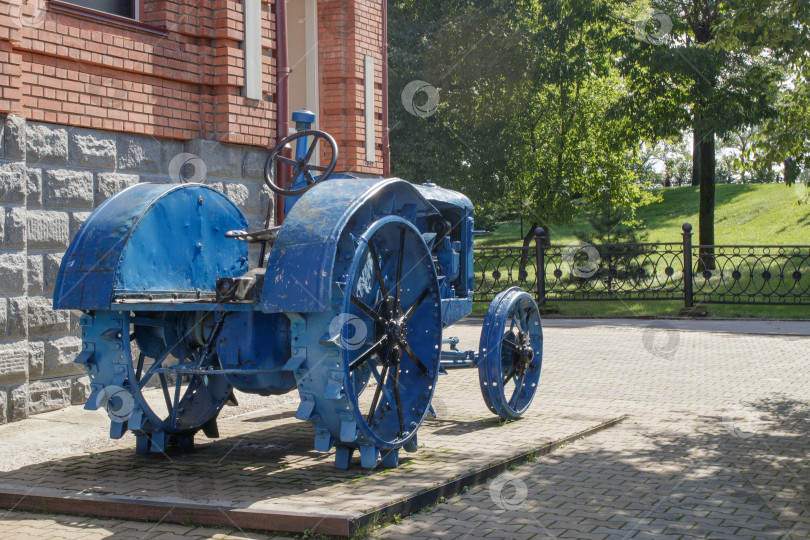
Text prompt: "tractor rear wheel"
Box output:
[[78, 310, 233, 453], [291, 216, 442, 469]]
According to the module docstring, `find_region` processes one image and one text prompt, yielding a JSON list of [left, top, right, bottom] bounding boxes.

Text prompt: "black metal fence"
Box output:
[[473, 223, 810, 307]]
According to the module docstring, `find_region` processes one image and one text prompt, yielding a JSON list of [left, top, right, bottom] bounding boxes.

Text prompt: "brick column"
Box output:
[[0, 0, 24, 114], [318, 0, 383, 175]]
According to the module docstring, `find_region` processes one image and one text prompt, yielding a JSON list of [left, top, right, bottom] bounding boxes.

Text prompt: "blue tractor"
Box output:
[[54, 112, 544, 469]]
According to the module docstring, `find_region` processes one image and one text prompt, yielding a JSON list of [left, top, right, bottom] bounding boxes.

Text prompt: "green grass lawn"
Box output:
[[477, 183, 810, 247], [473, 183, 810, 319]]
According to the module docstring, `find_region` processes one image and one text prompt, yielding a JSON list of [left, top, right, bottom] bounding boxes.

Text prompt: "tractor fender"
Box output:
[[260, 177, 439, 313], [54, 183, 249, 310]]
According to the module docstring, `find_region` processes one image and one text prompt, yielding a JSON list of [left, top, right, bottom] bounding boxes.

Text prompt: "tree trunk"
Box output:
[[698, 132, 716, 270], [692, 123, 701, 186]]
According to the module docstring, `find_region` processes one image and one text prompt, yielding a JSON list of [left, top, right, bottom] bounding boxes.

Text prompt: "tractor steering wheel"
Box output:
[[263, 129, 338, 197]]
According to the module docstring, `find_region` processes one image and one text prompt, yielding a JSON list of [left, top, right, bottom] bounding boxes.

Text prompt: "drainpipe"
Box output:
[[381, 0, 391, 177], [275, 0, 290, 225]]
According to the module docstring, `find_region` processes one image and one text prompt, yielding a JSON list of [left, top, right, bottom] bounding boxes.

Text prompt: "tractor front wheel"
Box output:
[[477, 288, 543, 420]]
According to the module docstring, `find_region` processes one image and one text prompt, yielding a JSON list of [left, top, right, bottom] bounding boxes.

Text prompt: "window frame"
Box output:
[[48, 0, 167, 36]]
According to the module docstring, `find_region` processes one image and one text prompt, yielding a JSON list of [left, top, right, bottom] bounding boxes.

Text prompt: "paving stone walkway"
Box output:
[[0, 321, 807, 539]]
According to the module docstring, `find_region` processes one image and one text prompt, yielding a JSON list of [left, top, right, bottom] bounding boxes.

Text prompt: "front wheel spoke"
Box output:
[[518, 308, 529, 332], [502, 366, 517, 386], [350, 295, 385, 325], [509, 372, 526, 408], [368, 241, 390, 299], [304, 170, 316, 185], [366, 362, 390, 425], [502, 339, 521, 354], [509, 309, 519, 333], [308, 164, 328, 171], [349, 336, 387, 371], [403, 288, 430, 322], [401, 340, 429, 374]]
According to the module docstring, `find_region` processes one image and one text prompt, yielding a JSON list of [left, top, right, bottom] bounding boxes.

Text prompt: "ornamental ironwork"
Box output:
[[474, 224, 810, 307]]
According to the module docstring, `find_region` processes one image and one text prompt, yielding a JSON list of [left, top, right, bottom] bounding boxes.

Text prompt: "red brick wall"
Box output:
[[0, 0, 276, 146], [0, 0, 383, 173], [318, 0, 383, 175]]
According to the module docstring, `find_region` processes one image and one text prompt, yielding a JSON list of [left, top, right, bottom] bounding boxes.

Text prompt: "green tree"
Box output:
[[388, 0, 652, 240], [629, 142, 662, 186], [723, 126, 758, 184], [719, 0, 810, 180], [575, 199, 648, 245], [660, 135, 693, 186], [615, 0, 781, 267], [574, 197, 649, 292], [387, 0, 532, 200]]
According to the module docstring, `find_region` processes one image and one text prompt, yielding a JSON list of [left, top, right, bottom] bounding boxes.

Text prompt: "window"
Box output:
[[48, 0, 165, 35], [58, 0, 138, 19]]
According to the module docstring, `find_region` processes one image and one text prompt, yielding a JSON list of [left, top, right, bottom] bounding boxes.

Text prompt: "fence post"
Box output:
[[535, 227, 546, 306], [682, 222, 693, 308]]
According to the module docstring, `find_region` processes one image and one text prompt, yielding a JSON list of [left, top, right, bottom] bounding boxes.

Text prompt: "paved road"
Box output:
[[374, 322, 810, 539], [0, 322, 807, 539]]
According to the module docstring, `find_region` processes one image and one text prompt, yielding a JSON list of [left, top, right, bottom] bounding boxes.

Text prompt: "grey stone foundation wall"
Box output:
[[0, 113, 273, 423]]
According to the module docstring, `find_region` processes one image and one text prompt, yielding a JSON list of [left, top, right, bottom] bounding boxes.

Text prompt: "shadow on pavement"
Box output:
[[418, 396, 810, 540]]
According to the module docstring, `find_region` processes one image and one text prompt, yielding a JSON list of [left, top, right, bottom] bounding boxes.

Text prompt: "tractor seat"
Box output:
[[225, 226, 280, 245]]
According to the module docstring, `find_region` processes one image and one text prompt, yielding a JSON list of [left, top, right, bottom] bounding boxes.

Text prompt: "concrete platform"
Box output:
[[0, 368, 624, 537]]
